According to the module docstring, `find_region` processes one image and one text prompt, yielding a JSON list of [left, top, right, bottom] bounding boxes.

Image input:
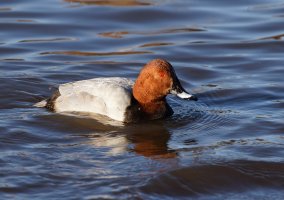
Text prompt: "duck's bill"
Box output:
[[176, 91, 198, 101], [170, 82, 198, 101]]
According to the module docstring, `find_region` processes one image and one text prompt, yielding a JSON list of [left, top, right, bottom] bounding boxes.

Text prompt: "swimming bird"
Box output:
[[35, 59, 197, 123]]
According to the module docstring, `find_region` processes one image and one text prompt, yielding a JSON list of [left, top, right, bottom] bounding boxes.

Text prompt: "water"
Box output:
[[0, 0, 284, 199]]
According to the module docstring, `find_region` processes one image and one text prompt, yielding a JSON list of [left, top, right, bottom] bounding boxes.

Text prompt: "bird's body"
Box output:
[[35, 59, 197, 123]]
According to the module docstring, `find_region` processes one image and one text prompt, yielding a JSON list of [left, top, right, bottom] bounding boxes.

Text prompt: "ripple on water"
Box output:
[[18, 37, 78, 43], [139, 160, 284, 199], [167, 92, 239, 133], [0, 7, 12, 11], [98, 27, 205, 39], [64, 0, 153, 7], [40, 50, 152, 57]]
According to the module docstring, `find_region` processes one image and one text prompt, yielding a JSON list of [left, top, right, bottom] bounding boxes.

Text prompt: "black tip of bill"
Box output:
[[188, 95, 198, 101]]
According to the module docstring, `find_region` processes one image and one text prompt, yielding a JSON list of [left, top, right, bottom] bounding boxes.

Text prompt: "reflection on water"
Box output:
[[64, 0, 152, 6], [40, 50, 152, 56], [86, 123, 177, 158], [1, 0, 284, 199], [98, 27, 205, 39], [258, 33, 284, 40], [139, 42, 174, 48], [19, 37, 78, 43], [126, 123, 177, 158]]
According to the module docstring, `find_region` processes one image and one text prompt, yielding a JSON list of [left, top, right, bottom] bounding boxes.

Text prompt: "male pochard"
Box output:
[[35, 59, 197, 122]]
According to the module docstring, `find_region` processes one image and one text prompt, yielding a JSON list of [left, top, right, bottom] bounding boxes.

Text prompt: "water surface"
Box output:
[[0, 0, 284, 199]]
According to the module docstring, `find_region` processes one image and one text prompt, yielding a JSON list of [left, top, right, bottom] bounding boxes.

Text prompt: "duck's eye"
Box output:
[[159, 72, 165, 78]]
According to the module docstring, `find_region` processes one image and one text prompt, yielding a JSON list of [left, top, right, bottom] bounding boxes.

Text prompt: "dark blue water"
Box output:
[[0, 0, 284, 199]]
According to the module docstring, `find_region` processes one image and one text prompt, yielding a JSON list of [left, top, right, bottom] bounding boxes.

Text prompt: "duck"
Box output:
[[35, 59, 198, 123]]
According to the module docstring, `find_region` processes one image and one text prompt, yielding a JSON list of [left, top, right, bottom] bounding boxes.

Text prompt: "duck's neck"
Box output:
[[140, 101, 165, 119], [133, 81, 173, 120], [135, 100, 172, 120]]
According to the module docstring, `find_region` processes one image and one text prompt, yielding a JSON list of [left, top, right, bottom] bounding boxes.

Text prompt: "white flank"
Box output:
[[53, 77, 134, 122]]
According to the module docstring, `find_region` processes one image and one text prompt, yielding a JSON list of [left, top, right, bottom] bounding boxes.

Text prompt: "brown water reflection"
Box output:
[[40, 50, 152, 56], [73, 118, 178, 158], [65, 0, 152, 6], [258, 33, 284, 40], [0, 7, 11, 11], [140, 42, 174, 48], [98, 27, 205, 38], [126, 124, 177, 158], [19, 37, 78, 43]]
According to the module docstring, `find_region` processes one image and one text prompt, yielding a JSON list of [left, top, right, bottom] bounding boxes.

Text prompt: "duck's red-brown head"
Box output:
[[133, 59, 197, 104], [132, 59, 197, 119]]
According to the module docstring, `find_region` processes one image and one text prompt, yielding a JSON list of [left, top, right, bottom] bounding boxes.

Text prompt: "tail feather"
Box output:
[[34, 100, 47, 108]]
